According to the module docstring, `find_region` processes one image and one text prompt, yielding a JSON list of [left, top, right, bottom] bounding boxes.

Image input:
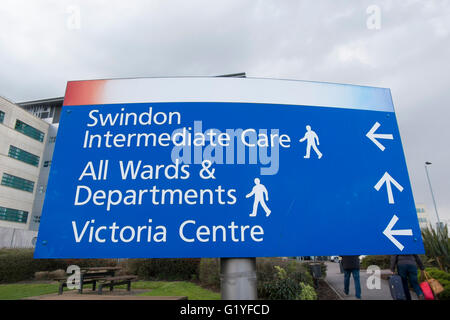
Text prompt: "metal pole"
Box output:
[[220, 258, 257, 300], [424, 163, 441, 228]]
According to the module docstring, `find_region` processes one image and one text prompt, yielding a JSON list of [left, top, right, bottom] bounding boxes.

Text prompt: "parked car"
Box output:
[[330, 256, 340, 263]]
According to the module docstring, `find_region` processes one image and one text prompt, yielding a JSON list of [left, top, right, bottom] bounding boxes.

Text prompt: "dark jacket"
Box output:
[[341, 256, 360, 270], [390, 255, 425, 272]]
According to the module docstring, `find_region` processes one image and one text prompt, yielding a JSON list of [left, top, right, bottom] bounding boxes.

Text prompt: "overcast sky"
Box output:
[[1, 0, 449, 224]]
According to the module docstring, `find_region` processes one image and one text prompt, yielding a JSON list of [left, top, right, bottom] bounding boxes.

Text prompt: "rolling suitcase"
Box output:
[[389, 275, 407, 300]]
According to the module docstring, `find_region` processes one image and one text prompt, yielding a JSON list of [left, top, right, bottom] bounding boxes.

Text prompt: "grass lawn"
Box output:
[[136, 281, 220, 300], [0, 281, 219, 300], [0, 283, 60, 300]]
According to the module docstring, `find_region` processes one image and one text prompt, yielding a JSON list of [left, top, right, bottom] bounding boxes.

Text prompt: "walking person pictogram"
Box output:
[[246, 178, 271, 217], [299, 125, 322, 159]]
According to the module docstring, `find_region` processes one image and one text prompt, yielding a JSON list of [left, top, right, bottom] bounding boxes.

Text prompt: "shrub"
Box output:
[[421, 225, 450, 272], [257, 259, 316, 300], [125, 258, 200, 281], [259, 266, 301, 300], [61, 259, 116, 269], [427, 268, 450, 281], [34, 271, 49, 281], [438, 288, 450, 300], [298, 282, 318, 300], [258, 265, 317, 300], [260, 276, 301, 300], [0, 248, 118, 283], [284, 260, 314, 285], [0, 249, 65, 283], [361, 255, 391, 269], [256, 258, 314, 286], [49, 269, 66, 279], [198, 258, 220, 290]]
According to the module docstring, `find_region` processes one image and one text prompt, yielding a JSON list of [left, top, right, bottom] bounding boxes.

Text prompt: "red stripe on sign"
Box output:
[[63, 80, 107, 106]]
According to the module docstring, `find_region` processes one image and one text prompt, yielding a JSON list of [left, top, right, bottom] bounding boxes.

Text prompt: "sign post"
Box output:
[[220, 258, 257, 300], [35, 77, 424, 298]]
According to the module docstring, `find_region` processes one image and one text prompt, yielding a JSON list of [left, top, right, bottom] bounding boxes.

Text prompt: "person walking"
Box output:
[[341, 255, 361, 299], [390, 255, 425, 300]]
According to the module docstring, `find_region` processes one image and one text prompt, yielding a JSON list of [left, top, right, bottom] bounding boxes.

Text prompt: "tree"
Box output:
[[421, 224, 449, 272]]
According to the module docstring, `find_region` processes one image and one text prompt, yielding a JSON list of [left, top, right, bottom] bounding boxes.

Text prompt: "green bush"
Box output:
[[360, 255, 391, 269], [257, 259, 316, 300], [298, 282, 318, 300], [421, 225, 450, 272], [0, 249, 62, 283], [285, 260, 314, 285], [258, 265, 317, 300], [0, 249, 117, 283], [259, 265, 300, 299], [198, 258, 220, 290], [125, 258, 200, 281], [256, 258, 314, 286], [61, 259, 116, 269], [260, 277, 301, 300]]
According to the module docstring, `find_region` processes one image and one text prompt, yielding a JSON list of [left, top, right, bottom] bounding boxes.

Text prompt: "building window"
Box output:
[[8, 145, 40, 167], [0, 206, 28, 223], [14, 119, 45, 142], [1, 173, 35, 193], [0, 110, 4, 123], [43, 161, 52, 167], [26, 105, 55, 120], [49, 136, 57, 143]]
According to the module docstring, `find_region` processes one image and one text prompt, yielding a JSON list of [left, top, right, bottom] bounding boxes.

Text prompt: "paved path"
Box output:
[[324, 261, 418, 300]]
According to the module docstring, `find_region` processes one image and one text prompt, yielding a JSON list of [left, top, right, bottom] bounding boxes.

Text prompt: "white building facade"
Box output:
[[0, 96, 49, 247], [416, 203, 429, 230], [18, 97, 63, 232]]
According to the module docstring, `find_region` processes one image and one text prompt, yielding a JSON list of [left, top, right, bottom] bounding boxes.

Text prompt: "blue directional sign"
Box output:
[[34, 77, 425, 258]]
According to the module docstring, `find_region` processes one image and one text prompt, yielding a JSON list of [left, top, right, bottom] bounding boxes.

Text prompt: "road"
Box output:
[[324, 261, 418, 300]]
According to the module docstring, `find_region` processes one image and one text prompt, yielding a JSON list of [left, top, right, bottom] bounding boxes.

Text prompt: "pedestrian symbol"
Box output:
[[299, 125, 322, 159], [246, 178, 271, 217]]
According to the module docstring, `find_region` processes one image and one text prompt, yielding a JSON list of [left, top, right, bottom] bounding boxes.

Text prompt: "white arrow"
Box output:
[[366, 122, 393, 151], [374, 172, 404, 204], [383, 214, 413, 251]]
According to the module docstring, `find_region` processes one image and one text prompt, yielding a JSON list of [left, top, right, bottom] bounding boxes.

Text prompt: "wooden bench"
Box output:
[[55, 275, 106, 295], [53, 267, 138, 295], [97, 275, 138, 295]]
